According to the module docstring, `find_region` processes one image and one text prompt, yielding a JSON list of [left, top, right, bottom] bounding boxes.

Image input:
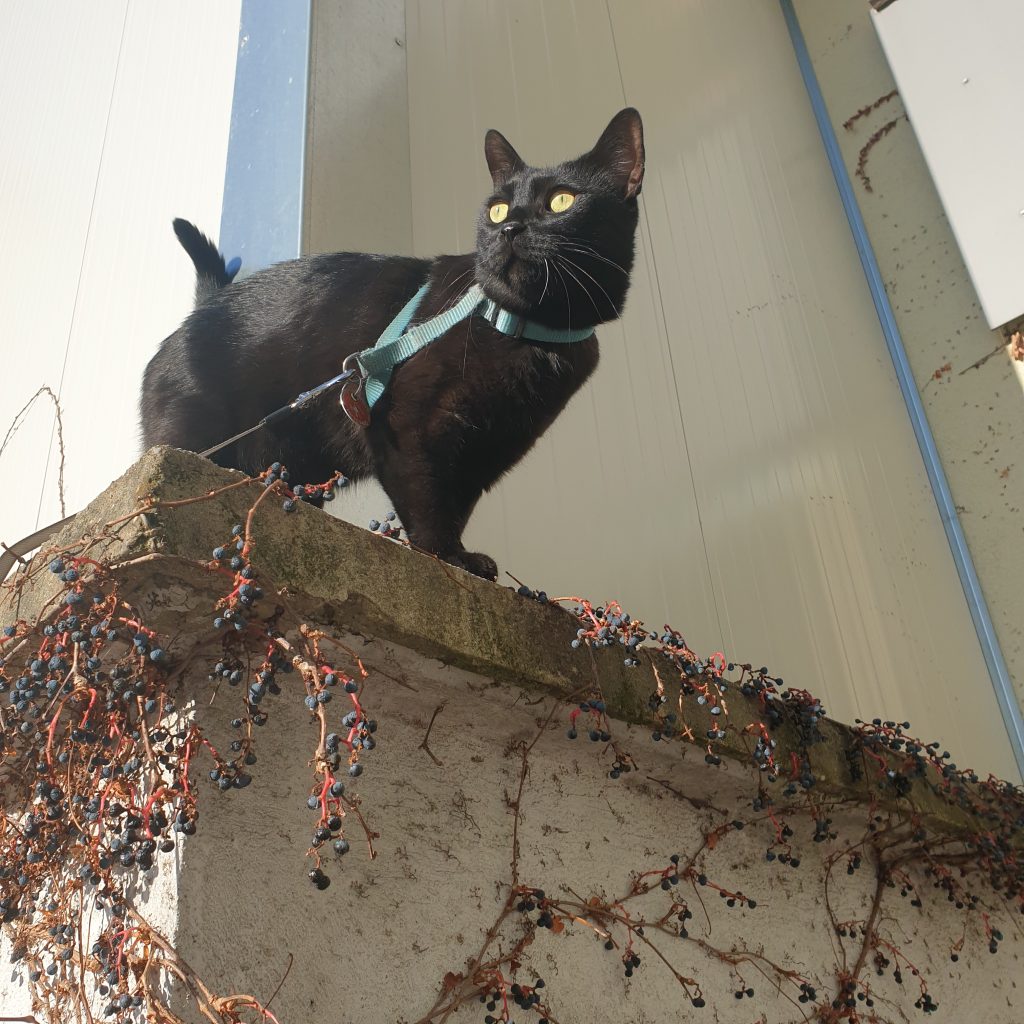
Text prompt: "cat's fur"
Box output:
[[140, 109, 644, 580]]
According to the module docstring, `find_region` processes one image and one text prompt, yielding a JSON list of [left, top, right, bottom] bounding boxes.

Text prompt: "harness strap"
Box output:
[[357, 284, 481, 406], [355, 282, 597, 408]]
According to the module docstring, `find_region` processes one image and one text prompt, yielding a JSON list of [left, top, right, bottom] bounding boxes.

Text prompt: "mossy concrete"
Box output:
[[1, 446, 1010, 843]]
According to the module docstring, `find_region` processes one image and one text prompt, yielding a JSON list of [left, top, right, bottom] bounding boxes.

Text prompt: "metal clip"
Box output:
[[340, 354, 372, 425], [342, 352, 365, 380]]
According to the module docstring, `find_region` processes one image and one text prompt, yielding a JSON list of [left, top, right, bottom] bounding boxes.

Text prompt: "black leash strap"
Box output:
[[199, 369, 354, 458], [0, 370, 355, 581]]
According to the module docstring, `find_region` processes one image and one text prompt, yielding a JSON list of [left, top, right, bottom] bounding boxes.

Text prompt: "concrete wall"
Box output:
[[0, 1, 241, 549], [1, 447, 1019, 1022], [792, 0, 1024, 733]]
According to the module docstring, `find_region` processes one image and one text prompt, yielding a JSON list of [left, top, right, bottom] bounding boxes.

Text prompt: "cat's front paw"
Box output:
[[453, 550, 498, 581]]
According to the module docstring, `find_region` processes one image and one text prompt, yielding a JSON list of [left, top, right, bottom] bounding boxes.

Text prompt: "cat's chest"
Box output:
[[449, 322, 593, 398], [376, 317, 598, 444], [441, 327, 599, 440]]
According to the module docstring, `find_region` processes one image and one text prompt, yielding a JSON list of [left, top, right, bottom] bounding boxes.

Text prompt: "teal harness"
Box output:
[[348, 282, 596, 409]]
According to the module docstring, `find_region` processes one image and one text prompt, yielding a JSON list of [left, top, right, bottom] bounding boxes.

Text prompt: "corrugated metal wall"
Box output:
[[0, 1, 240, 544], [402, 0, 1017, 779]]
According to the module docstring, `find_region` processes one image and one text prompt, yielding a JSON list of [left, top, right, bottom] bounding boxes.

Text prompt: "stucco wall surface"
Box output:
[[792, 0, 1024, 717]]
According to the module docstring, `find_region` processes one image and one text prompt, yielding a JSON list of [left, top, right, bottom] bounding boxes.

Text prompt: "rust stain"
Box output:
[[842, 89, 899, 132]]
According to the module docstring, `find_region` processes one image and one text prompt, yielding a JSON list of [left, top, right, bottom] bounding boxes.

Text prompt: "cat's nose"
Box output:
[[500, 221, 524, 243]]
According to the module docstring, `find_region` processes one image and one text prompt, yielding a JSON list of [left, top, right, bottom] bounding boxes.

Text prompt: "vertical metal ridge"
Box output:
[[218, 0, 314, 267], [780, 0, 1024, 778]]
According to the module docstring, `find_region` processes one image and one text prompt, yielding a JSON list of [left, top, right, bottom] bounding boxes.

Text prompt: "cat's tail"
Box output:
[[172, 217, 241, 305]]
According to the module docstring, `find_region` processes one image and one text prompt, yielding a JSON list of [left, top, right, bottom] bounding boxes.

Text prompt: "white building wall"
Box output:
[[0, 1, 241, 546], [872, 0, 1024, 329]]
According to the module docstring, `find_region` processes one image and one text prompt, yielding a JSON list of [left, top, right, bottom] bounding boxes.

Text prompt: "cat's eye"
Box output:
[[548, 191, 576, 213], [489, 202, 509, 224]]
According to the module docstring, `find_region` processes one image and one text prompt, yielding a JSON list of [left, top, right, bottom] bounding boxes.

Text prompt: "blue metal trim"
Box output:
[[219, 0, 313, 269], [780, 0, 1024, 778]]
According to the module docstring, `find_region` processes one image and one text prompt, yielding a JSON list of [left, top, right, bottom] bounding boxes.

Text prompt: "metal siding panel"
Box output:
[[306, 0, 410, 258], [609, 0, 1009, 772], [0, 2, 241, 546], [405, 0, 1013, 777], [0, 1, 129, 539], [303, 0, 410, 532], [405, 0, 720, 650]]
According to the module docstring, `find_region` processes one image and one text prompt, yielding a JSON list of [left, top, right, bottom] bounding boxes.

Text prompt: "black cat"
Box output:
[[140, 109, 644, 580]]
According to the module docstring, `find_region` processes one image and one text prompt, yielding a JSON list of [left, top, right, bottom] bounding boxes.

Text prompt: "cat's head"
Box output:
[[475, 108, 644, 328]]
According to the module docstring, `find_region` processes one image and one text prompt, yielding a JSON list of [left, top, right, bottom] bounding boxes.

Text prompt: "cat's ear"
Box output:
[[484, 129, 525, 187], [585, 108, 645, 199]]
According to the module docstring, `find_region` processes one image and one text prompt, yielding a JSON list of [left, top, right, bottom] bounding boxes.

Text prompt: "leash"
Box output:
[[199, 369, 355, 459], [1, 283, 596, 581]]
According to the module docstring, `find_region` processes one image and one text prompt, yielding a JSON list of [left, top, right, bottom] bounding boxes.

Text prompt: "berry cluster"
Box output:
[[264, 461, 349, 514], [851, 718, 1024, 908], [367, 509, 403, 540], [210, 493, 379, 889], [560, 599, 804, 776], [542, 591, 1022, 1022], [0, 463, 378, 1023], [565, 600, 649, 667], [0, 556, 210, 1019], [478, 977, 550, 1024], [515, 583, 549, 604]]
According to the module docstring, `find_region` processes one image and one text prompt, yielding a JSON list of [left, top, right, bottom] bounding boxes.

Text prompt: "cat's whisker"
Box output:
[[550, 260, 574, 330], [559, 241, 630, 277], [550, 233, 630, 275], [540, 258, 551, 306], [553, 256, 603, 321], [557, 253, 617, 317], [436, 268, 475, 315]]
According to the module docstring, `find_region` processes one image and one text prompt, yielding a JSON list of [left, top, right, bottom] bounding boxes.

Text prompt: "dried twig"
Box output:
[[420, 701, 448, 766], [0, 385, 67, 516]]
